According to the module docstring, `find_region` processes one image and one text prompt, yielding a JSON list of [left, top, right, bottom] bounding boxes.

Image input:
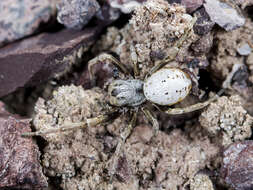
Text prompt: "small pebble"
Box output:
[[204, 0, 245, 31], [193, 8, 215, 35], [237, 43, 252, 55], [57, 0, 100, 29], [190, 173, 215, 190], [108, 0, 144, 13]]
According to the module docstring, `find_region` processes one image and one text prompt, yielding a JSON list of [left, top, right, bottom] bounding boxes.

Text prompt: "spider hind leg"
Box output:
[[165, 89, 224, 115], [109, 111, 137, 182]]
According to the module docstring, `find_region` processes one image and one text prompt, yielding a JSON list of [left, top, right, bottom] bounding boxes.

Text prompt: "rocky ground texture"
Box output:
[[1, 0, 253, 190]]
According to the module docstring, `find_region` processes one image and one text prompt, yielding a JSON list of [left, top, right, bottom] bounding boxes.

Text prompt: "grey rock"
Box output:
[[204, 0, 245, 31], [0, 0, 56, 47], [57, 0, 100, 29]]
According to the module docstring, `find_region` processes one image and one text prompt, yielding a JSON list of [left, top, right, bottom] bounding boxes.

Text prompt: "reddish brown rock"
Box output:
[[0, 26, 102, 98], [182, 0, 203, 13], [168, 0, 203, 13], [0, 102, 47, 189], [191, 32, 213, 55], [193, 7, 215, 36], [221, 141, 253, 190]]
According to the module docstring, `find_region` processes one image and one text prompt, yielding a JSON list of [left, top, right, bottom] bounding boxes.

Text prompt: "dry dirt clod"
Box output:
[[33, 85, 108, 142], [0, 102, 47, 189], [93, 0, 200, 79], [190, 173, 215, 190], [33, 85, 111, 189], [30, 83, 220, 189], [211, 18, 253, 80], [199, 95, 253, 147], [221, 140, 253, 190]]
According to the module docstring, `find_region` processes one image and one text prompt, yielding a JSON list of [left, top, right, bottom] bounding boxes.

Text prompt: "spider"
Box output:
[[22, 16, 222, 180]]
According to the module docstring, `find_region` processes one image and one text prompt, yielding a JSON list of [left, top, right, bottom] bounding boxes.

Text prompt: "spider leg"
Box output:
[[109, 111, 137, 182], [146, 16, 197, 78], [88, 53, 132, 85], [130, 45, 140, 78], [165, 89, 224, 115], [21, 109, 117, 137], [142, 107, 159, 137]]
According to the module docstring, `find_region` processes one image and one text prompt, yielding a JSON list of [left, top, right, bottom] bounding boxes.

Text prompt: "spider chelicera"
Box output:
[[22, 16, 222, 179]]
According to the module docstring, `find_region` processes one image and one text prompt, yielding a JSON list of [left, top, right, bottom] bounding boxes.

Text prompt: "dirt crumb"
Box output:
[[199, 95, 253, 147], [121, 125, 219, 189], [190, 173, 215, 190], [210, 18, 253, 82], [33, 85, 108, 142]]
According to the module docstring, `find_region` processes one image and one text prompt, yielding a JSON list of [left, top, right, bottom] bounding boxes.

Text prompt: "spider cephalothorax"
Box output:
[[108, 79, 145, 107]]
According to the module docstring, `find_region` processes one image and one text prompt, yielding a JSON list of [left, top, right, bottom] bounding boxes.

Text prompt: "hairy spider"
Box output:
[[22, 16, 222, 180]]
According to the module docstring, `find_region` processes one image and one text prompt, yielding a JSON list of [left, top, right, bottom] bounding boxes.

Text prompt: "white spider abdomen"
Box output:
[[143, 68, 192, 106]]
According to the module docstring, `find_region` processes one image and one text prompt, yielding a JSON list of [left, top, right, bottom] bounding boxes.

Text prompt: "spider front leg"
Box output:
[[165, 89, 224, 115], [147, 16, 197, 77], [130, 45, 140, 78], [88, 53, 132, 87], [21, 110, 117, 137], [109, 111, 137, 181]]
